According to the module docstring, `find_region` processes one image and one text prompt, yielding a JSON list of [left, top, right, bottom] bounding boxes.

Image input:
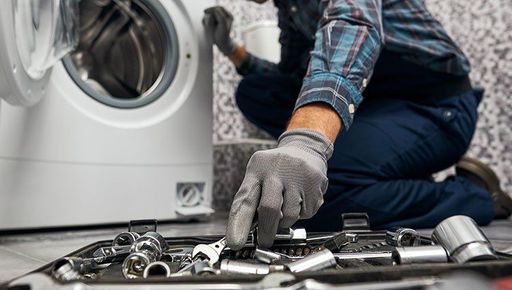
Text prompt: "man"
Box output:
[[204, 0, 512, 250]]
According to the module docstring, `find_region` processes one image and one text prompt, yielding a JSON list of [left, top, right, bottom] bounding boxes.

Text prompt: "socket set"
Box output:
[[5, 214, 512, 290]]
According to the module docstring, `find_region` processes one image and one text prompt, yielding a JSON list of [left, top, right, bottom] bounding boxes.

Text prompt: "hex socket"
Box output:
[[393, 246, 448, 265], [113, 232, 141, 246], [52, 257, 86, 281], [432, 215, 497, 264], [220, 260, 270, 275], [386, 228, 420, 247], [122, 232, 168, 279], [143, 261, 172, 278], [285, 249, 337, 273]]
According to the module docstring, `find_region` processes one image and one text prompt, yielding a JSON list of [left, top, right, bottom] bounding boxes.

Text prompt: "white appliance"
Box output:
[[0, 0, 215, 229], [242, 21, 281, 63]]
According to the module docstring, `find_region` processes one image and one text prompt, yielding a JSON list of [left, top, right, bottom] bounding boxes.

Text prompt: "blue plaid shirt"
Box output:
[[237, 0, 471, 130]]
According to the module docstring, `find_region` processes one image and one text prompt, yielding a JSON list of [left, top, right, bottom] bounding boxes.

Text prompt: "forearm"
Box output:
[[287, 103, 342, 143]]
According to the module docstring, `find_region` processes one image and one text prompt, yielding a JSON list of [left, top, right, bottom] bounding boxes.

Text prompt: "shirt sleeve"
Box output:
[[237, 3, 311, 77], [295, 0, 384, 131]]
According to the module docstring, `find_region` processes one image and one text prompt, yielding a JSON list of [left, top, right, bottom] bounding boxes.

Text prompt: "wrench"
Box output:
[[191, 222, 258, 267], [191, 237, 227, 267]]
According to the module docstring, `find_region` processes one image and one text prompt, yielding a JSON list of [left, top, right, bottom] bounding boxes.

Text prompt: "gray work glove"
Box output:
[[203, 6, 237, 56], [226, 129, 334, 250]]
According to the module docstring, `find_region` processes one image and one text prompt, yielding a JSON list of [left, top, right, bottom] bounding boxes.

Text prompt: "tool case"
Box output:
[[3, 215, 512, 290]]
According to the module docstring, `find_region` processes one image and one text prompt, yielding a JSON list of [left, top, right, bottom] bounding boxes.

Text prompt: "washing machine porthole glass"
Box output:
[[13, 0, 79, 80], [63, 0, 179, 109]]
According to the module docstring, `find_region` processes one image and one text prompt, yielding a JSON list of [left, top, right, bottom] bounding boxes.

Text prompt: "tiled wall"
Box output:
[[212, 0, 512, 210]]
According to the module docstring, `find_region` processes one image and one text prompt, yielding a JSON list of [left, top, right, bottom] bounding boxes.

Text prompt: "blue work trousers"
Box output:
[[235, 73, 495, 230]]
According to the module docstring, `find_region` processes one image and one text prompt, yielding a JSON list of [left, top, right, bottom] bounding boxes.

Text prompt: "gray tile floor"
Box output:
[[1, 218, 511, 284]]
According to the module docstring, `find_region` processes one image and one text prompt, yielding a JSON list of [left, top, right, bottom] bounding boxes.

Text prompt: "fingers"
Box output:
[[257, 178, 284, 248], [202, 14, 214, 30], [226, 177, 261, 250], [217, 6, 234, 27], [279, 188, 302, 229], [300, 176, 327, 219], [204, 6, 230, 26]]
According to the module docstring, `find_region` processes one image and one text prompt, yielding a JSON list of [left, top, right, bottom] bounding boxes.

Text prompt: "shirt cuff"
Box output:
[[236, 52, 257, 76], [295, 73, 364, 131]]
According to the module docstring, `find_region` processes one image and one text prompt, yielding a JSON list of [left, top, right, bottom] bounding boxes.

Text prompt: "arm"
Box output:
[[207, 4, 310, 77], [226, 0, 386, 250], [291, 0, 384, 141]]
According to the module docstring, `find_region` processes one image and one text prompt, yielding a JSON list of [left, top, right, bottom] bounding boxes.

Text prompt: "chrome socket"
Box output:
[[142, 261, 172, 278], [122, 252, 155, 279], [333, 252, 393, 261], [52, 257, 88, 281], [122, 232, 169, 279], [275, 228, 307, 241], [220, 260, 273, 275], [112, 232, 141, 247], [386, 228, 421, 247], [393, 246, 448, 265], [432, 215, 497, 264], [254, 248, 284, 264], [285, 249, 337, 273]]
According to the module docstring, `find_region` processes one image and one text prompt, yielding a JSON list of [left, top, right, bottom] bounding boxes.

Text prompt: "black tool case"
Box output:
[[3, 218, 512, 290]]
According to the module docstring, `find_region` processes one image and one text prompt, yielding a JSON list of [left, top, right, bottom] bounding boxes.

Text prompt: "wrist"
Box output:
[[278, 129, 334, 161], [287, 103, 342, 143], [228, 45, 247, 67]]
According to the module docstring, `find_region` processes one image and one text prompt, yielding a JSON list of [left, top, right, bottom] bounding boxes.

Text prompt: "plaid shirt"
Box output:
[[237, 0, 471, 130]]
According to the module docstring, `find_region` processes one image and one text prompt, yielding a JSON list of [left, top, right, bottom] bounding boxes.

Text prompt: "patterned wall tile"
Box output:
[[213, 141, 276, 211], [426, 0, 512, 195], [213, 0, 276, 142], [212, 0, 512, 208]]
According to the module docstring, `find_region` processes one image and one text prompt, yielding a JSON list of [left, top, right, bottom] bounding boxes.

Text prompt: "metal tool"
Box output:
[[322, 232, 355, 252], [254, 248, 300, 264], [142, 261, 172, 278], [385, 228, 420, 247], [93, 245, 131, 258], [333, 251, 394, 261], [275, 228, 307, 241], [52, 255, 123, 281], [191, 223, 258, 268], [191, 236, 227, 267], [190, 260, 220, 275], [220, 260, 270, 275], [392, 246, 448, 265], [176, 237, 228, 275], [254, 248, 283, 264], [432, 215, 497, 264], [285, 249, 337, 273], [122, 232, 169, 279], [52, 257, 90, 281], [162, 247, 194, 263], [113, 232, 141, 247]]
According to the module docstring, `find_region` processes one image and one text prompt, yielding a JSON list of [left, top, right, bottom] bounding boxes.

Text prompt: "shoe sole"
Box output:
[[457, 157, 512, 212]]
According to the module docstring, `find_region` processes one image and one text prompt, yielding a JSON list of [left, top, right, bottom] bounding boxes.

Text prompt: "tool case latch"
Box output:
[[128, 219, 158, 235], [341, 213, 371, 232]]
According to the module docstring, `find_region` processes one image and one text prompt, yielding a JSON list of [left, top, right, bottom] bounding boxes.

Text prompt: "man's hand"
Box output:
[[203, 6, 236, 57], [226, 129, 334, 250]]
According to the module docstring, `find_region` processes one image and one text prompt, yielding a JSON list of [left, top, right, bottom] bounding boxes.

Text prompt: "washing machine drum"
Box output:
[[64, 0, 179, 109]]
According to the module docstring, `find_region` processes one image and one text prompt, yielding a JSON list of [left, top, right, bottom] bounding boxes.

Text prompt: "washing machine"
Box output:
[[0, 0, 215, 229]]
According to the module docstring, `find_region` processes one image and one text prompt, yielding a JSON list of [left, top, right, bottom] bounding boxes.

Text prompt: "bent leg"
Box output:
[[297, 91, 494, 231], [235, 73, 301, 139]]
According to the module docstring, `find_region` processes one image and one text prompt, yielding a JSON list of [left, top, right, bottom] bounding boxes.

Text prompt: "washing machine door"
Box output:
[[0, 0, 78, 107]]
